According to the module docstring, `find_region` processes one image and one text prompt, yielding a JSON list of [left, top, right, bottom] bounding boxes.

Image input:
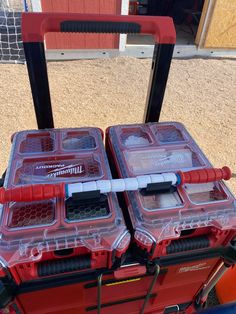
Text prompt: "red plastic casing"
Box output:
[[106, 122, 236, 259], [10, 257, 220, 313], [21, 13, 176, 44], [0, 128, 130, 282]]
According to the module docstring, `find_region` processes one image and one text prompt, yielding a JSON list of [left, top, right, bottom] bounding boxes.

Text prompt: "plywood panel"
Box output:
[[41, 0, 121, 49], [204, 0, 236, 49]]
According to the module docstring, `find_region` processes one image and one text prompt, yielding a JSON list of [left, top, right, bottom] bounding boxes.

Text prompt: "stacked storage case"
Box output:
[[1, 130, 235, 314], [0, 128, 130, 313], [106, 122, 236, 313]]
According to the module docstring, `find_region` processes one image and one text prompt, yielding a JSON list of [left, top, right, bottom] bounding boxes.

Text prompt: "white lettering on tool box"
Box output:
[[47, 164, 84, 178], [179, 263, 210, 273]]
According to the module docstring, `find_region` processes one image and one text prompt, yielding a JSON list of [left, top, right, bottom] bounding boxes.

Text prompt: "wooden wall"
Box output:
[[203, 0, 236, 49], [41, 0, 121, 49]]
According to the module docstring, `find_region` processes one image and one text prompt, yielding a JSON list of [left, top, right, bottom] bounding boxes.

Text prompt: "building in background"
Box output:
[[1, 0, 236, 62], [34, 0, 235, 59]]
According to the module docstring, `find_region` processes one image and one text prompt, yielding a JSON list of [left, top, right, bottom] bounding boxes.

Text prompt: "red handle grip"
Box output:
[[178, 166, 232, 185], [21, 13, 176, 44], [0, 183, 65, 204], [0, 167, 232, 204]]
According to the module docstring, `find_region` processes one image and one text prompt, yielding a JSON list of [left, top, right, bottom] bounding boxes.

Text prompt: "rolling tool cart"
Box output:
[[0, 12, 177, 314], [0, 12, 235, 314]]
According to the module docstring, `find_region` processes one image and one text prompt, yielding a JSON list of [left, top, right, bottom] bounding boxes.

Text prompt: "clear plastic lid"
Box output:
[[0, 128, 130, 267], [139, 190, 183, 211], [185, 182, 228, 204], [108, 122, 236, 250], [124, 146, 203, 175], [14, 154, 103, 184]]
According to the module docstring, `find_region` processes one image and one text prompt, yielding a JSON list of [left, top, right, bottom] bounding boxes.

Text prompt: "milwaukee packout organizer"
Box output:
[[0, 127, 132, 313], [106, 122, 236, 257], [106, 122, 236, 312], [2, 127, 130, 274], [0, 12, 235, 314]]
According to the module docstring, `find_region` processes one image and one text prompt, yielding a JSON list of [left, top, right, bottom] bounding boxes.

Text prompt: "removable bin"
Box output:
[[152, 124, 187, 144], [62, 131, 97, 150], [7, 200, 56, 229], [19, 132, 55, 154]]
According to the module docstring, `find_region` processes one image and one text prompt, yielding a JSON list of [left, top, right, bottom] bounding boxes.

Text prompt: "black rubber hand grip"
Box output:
[[166, 236, 210, 254], [61, 21, 141, 34], [38, 255, 91, 277]]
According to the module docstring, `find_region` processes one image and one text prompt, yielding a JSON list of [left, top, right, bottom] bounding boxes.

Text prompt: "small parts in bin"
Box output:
[[124, 135, 150, 147], [62, 133, 96, 150], [124, 148, 195, 175], [121, 128, 152, 147]]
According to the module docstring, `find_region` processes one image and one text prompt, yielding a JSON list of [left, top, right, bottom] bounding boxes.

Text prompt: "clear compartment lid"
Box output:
[[0, 128, 130, 266], [124, 146, 203, 175], [107, 122, 236, 246], [14, 154, 103, 184]]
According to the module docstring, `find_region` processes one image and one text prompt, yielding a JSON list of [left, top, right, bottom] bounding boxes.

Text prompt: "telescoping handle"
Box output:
[[21, 13, 176, 44], [21, 13, 176, 129], [0, 167, 231, 204]]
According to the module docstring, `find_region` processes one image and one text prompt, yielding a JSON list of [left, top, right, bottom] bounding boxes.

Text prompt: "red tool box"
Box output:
[[0, 128, 130, 284], [106, 122, 236, 258], [0, 12, 235, 314], [106, 122, 236, 313]]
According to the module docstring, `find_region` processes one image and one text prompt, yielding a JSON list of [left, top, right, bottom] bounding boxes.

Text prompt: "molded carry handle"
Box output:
[[166, 236, 210, 254], [21, 13, 176, 44], [38, 255, 91, 277]]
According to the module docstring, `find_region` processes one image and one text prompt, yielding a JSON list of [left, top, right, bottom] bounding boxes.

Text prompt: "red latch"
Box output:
[[114, 264, 146, 280]]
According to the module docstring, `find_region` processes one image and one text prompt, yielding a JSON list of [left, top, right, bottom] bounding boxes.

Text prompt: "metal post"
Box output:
[[140, 264, 160, 314], [23, 42, 54, 129], [144, 43, 175, 123], [97, 273, 103, 314], [196, 262, 230, 306]]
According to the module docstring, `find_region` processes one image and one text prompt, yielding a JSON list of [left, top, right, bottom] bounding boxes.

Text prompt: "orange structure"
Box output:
[[216, 267, 236, 304]]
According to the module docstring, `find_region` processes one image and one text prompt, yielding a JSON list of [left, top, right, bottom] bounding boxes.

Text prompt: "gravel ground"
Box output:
[[0, 57, 235, 193]]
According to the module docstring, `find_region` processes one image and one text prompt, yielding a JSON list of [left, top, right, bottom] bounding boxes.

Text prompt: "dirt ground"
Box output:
[[0, 57, 235, 193]]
